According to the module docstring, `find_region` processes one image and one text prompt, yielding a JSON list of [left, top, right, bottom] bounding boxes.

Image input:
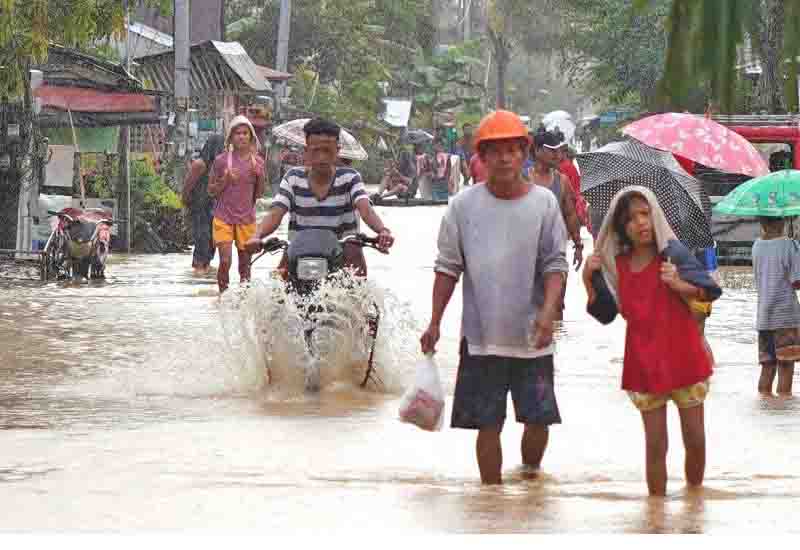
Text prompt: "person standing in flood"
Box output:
[[530, 129, 583, 322], [752, 216, 800, 396], [583, 187, 720, 496], [207, 116, 266, 293], [182, 134, 225, 274], [420, 110, 568, 485], [530, 129, 583, 270]]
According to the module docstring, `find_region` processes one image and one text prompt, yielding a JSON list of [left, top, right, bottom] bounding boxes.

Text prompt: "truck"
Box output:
[[704, 114, 800, 265]]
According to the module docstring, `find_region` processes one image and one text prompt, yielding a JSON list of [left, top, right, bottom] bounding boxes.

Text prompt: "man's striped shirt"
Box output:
[[272, 167, 369, 240]]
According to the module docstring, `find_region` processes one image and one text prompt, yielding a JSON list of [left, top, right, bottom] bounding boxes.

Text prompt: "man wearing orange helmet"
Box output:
[[420, 110, 568, 485]]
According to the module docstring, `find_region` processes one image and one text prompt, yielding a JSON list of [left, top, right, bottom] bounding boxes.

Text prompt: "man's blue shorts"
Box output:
[[451, 339, 562, 430]]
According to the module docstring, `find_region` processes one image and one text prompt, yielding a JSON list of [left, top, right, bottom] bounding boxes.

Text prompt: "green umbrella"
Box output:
[[712, 169, 800, 218]]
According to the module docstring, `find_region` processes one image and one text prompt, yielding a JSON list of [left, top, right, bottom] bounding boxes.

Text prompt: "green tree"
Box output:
[[404, 42, 485, 128], [482, 0, 570, 109], [649, 0, 800, 113], [556, 0, 674, 110], [226, 0, 438, 133]]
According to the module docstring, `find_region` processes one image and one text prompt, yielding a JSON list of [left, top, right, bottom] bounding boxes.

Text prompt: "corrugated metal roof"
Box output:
[[134, 40, 272, 94], [210, 41, 271, 91], [129, 22, 174, 48]]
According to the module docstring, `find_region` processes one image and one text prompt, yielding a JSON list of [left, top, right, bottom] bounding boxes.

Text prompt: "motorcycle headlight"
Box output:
[[296, 257, 328, 281]]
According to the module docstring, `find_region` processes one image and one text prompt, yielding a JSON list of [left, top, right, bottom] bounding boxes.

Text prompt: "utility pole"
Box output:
[[123, 0, 132, 252], [463, 0, 471, 41], [275, 0, 292, 111], [174, 0, 191, 192]]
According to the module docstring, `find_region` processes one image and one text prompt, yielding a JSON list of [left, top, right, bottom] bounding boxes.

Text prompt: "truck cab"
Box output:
[[705, 114, 800, 265]]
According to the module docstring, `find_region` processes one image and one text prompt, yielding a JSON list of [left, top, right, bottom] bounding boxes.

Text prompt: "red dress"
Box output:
[[617, 255, 712, 394]]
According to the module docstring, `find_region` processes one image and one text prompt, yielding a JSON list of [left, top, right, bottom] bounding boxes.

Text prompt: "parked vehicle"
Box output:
[[42, 207, 114, 280], [705, 114, 800, 265]]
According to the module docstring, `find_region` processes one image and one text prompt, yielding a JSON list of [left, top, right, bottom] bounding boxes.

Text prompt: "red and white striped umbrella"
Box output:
[[622, 112, 768, 178]]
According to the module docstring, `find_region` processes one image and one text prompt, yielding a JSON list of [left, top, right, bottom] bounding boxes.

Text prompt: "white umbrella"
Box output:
[[546, 119, 576, 143], [542, 110, 572, 125], [271, 118, 369, 160]]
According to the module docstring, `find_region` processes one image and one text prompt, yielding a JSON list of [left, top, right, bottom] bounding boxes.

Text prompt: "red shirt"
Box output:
[[469, 153, 488, 184], [559, 159, 590, 230], [212, 152, 264, 225], [617, 254, 712, 394]]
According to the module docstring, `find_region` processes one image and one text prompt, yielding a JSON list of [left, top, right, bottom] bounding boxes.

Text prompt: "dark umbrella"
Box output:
[[577, 140, 714, 249], [402, 129, 434, 145]]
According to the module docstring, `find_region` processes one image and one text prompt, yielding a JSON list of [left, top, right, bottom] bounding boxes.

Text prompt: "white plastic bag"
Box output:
[[399, 354, 445, 431]]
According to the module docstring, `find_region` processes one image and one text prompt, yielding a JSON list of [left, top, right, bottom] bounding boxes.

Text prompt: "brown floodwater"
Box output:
[[1, 206, 798, 533]]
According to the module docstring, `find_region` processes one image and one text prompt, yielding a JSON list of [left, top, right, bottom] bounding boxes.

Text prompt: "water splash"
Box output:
[[218, 270, 421, 397]]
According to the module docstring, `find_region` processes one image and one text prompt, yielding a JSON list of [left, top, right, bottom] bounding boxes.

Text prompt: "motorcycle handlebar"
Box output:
[[342, 233, 388, 254], [256, 233, 386, 253], [259, 236, 288, 252]]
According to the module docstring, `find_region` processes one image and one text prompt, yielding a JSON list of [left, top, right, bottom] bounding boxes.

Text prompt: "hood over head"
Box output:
[[225, 115, 261, 152], [594, 185, 677, 300]]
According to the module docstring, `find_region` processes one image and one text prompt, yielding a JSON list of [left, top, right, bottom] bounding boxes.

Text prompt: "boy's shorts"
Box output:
[[758, 327, 800, 364], [451, 339, 562, 430], [213, 218, 256, 250], [627, 379, 710, 412]]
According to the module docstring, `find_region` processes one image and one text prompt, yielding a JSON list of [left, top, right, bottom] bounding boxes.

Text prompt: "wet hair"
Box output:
[[303, 118, 341, 142], [612, 191, 650, 249]]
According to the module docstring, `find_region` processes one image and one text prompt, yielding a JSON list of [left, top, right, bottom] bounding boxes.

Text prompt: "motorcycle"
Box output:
[[251, 229, 388, 391], [44, 207, 114, 280]]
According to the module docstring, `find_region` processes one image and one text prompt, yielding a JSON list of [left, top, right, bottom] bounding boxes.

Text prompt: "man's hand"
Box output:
[[420, 322, 441, 354], [377, 228, 394, 251], [582, 253, 603, 305], [244, 236, 263, 254], [573, 244, 584, 271], [530, 312, 555, 349]]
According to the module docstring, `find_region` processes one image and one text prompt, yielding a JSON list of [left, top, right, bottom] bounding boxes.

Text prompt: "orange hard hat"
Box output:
[[473, 110, 532, 151]]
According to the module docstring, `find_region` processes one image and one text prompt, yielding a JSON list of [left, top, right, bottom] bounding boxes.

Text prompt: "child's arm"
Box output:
[[660, 259, 708, 300]]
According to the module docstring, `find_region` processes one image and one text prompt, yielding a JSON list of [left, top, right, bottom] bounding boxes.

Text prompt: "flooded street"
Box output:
[[2, 205, 799, 533]]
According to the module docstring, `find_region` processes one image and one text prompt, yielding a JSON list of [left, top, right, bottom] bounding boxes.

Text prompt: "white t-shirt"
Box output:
[[435, 184, 569, 358]]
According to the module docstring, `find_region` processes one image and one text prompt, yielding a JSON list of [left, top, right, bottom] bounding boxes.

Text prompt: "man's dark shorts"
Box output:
[[451, 339, 562, 429]]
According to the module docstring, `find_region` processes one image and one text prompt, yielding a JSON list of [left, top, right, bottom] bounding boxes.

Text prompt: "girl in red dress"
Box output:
[[583, 187, 714, 496]]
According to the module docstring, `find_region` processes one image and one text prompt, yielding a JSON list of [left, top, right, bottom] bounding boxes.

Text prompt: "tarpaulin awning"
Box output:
[[34, 85, 157, 113]]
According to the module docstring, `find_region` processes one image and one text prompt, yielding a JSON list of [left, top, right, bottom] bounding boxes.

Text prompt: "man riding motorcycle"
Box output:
[[245, 118, 394, 267]]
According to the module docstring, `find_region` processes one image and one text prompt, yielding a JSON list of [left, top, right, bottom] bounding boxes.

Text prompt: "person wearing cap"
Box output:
[[531, 130, 583, 267], [245, 118, 394, 275], [207, 116, 266, 293], [420, 110, 568, 485]]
